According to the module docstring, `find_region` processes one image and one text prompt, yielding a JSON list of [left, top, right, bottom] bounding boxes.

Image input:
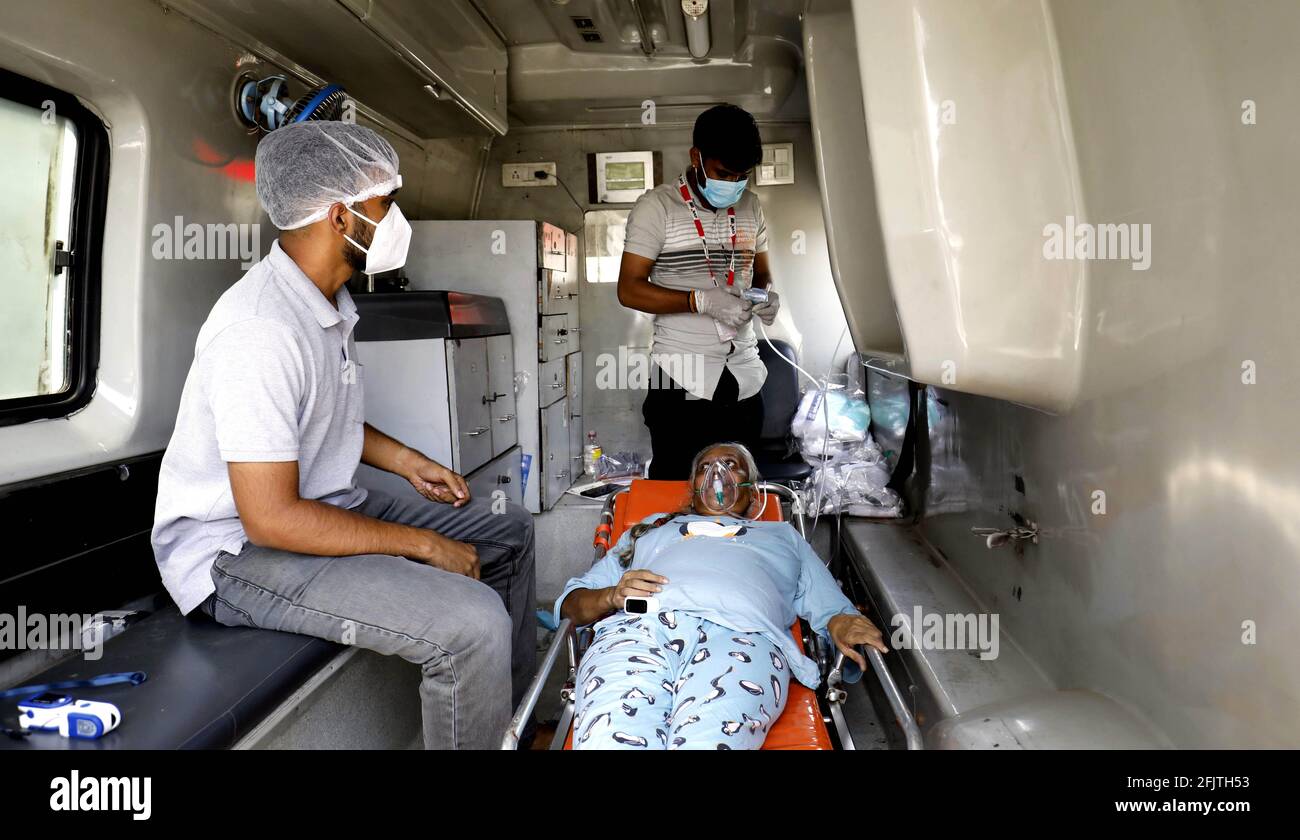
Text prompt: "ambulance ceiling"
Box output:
[[167, 0, 805, 139], [473, 0, 808, 128]]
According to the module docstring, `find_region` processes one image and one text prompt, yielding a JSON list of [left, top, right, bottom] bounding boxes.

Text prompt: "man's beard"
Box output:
[[342, 216, 373, 273]]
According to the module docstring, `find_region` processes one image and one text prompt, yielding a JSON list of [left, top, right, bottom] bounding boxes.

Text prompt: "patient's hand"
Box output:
[[828, 613, 889, 670], [604, 570, 669, 612]]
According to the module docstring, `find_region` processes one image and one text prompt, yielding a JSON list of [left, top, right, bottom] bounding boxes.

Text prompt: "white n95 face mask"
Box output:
[[344, 202, 411, 274]]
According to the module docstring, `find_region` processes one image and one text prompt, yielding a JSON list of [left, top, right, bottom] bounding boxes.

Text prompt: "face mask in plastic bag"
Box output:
[[806, 461, 903, 519]]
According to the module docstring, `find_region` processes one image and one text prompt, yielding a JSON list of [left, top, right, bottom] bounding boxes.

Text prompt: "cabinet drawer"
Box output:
[[446, 338, 492, 475], [539, 268, 575, 317], [539, 313, 575, 362], [566, 351, 583, 417], [540, 397, 573, 510], [538, 355, 567, 408], [539, 222, 567, 271], [466, 445, 522, 510], [485, 334, 517, 457]]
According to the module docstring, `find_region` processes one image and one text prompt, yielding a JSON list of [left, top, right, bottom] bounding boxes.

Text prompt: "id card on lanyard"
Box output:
[[678, 175, 739, 344], [678, 175, 737, 287]]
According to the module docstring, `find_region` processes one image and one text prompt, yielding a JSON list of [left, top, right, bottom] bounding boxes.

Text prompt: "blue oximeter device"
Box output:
[[17, 692, 121, 739]]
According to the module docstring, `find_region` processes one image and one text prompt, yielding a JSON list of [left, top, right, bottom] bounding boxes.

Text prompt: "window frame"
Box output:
[[0, 68, 109, 427]]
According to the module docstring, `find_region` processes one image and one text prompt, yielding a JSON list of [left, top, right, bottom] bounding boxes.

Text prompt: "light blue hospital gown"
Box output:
[[554, 514, 861, 750]]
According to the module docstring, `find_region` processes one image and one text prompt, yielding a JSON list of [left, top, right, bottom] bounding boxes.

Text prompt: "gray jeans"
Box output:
[[201, 486, 536, 750]]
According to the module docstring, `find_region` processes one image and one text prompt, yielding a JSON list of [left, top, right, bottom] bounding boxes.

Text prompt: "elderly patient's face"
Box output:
[[691, 444, 754, 517]]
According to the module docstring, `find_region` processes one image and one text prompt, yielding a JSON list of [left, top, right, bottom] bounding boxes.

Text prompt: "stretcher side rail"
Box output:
[[503, 486, 629, 749], [827, 647, 925, 750]]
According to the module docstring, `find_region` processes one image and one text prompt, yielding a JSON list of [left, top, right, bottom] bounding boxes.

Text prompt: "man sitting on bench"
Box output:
[[556, 442, 887, 750], [151, 120, 535, 750]]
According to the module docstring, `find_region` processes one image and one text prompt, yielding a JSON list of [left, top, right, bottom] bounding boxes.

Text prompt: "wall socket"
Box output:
[[502, 162, 557, 187]]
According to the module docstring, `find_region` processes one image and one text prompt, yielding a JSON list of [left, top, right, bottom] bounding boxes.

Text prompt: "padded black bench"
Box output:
[[0, 598, 340, 750]]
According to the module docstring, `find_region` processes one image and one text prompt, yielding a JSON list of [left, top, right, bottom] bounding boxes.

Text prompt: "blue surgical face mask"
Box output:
[[696, 166, 747, 208]]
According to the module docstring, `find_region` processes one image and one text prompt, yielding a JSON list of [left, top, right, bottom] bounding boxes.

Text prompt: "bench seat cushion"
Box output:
[[1, 605, 340, 750]]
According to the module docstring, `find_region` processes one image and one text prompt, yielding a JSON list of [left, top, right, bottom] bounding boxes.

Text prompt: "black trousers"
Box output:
[[642, 366, 764, 480]]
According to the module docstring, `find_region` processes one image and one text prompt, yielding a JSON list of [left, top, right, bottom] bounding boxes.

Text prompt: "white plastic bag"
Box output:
[[791, 382, 873, 467], [805, 460, 902, 518], [791, 387, 870, 442]]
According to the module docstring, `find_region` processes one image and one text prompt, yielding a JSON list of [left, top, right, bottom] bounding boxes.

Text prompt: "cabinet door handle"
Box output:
[[550, 382, 563, 389], [466, 426, 489, 437], [496, 414, 515, 422]]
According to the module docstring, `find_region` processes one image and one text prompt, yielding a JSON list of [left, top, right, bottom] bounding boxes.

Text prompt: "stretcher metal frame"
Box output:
[[502, 481, 923, 750]]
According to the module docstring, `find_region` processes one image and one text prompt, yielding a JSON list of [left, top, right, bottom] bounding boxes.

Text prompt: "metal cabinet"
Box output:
[[467, 445, 523, 509], [540, 231, 580, 317], [562, 232, 580, 318], [353, 291, 521, 512], [540, 313, 580, 363], [485, 334, 517, 456], [540, 221, 567, 271], [567, 351, 585, 477], [405, 221, 582, 512], [540, 267, 573, 317], [446, 338, 492, 475], [538, 355, 567, 408], [539, 314, 567, 363], [540, 397, 573, 509]]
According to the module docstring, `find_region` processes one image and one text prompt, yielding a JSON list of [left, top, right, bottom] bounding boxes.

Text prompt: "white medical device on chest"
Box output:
[[623, 596, 661, 615]]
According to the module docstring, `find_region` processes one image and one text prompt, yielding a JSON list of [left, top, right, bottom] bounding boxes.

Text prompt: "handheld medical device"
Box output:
[[17, 692, 122, 740], [741, 287, 769, 304], [623, 596, 660, 615]]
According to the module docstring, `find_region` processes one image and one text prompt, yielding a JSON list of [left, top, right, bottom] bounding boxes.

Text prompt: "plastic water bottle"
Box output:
[[583, 431, 603, 477]]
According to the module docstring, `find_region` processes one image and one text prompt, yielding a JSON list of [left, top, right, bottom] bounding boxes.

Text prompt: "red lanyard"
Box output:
[[678, 175, 737, 286]]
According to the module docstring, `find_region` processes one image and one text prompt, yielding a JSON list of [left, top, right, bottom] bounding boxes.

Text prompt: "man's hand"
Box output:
[[695, 285, 753, 328], [604, 569, 669, 612], [401, 450, 470, 507], [828, 613, 889, 670], [415, 531, 480, 579], [752, 289, 780, 326], [364, 427, 470, 507]]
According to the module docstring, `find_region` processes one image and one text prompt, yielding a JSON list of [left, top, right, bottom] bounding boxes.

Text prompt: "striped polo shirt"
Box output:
[[623, 173, 769, 401]]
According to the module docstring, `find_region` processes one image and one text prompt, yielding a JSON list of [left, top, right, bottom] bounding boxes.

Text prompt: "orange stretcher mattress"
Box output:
[[565, 480, 834, 750]]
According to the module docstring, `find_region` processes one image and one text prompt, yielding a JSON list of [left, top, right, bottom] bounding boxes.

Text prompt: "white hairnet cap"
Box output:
[[255, 121, 403, 230]]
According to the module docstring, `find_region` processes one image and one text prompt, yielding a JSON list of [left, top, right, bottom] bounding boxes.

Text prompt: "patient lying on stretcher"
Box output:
[[557, 442, 888, 750]]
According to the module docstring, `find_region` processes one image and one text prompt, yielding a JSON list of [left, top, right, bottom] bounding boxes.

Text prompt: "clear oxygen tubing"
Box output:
[[748, 480, 769, 521], [755, 318, 849, 535]]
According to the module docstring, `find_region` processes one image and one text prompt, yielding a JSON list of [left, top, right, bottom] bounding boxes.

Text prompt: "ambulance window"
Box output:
[[0, 70, 107, 426], [584, 209, 629, 283]]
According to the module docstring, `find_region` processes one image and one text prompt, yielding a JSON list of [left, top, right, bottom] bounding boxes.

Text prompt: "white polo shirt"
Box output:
[[623, 174, 770, 401], [151, 240, 366, 614]]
